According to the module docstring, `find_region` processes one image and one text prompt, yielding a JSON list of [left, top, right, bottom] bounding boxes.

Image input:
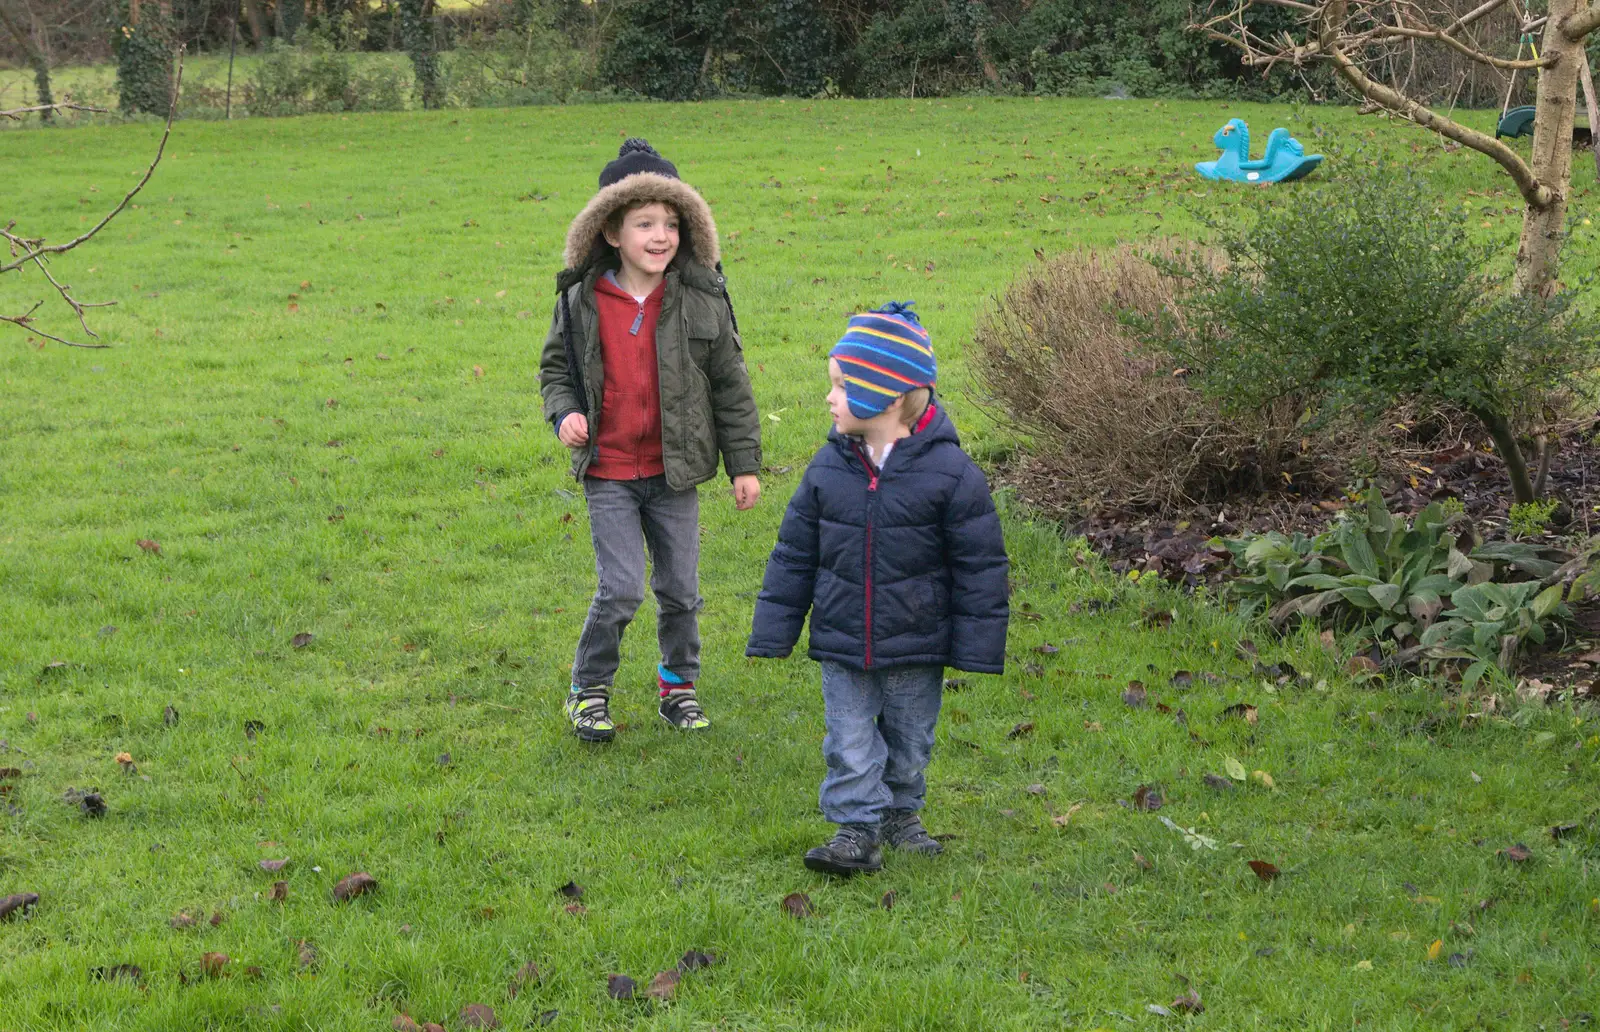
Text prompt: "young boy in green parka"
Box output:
[[539, 139, 762, 742]]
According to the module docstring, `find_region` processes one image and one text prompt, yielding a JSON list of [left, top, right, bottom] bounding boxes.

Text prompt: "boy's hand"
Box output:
[[557, 413, 589, 447], [732, 474, 761, 510]]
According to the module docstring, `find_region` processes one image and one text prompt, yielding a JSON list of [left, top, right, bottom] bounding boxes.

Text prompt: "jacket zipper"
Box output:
[[853, 443, 879, 669]]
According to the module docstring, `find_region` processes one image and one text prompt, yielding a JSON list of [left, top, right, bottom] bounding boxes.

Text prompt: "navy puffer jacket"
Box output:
[[747, 403, 1010, 673]]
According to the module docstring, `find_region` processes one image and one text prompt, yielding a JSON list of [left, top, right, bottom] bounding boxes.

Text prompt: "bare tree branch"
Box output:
[[1444, 0, 1513, 35], [3, 49, 182, 348], [1563, 4, 1600, 40], [0, 101, 109, 120], [1315, 0, 1553, 206], [0, 54, 182, 275], [1377, 24, 1558, 68]]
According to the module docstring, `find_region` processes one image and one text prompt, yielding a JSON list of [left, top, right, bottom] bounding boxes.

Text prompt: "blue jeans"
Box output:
[[572, 476, 701, 688], [818, 662, 944, 826]]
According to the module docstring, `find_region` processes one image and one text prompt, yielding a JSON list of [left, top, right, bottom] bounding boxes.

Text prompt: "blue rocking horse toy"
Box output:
[[1195, 118, 1323, 184]]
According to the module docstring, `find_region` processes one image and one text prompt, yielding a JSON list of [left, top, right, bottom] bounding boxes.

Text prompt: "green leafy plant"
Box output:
[[1148, 161, 1600, 505], [1419, 580, 1568, 685], [1509, 498, 1559, 538], [1217, 487, 1563, 654]]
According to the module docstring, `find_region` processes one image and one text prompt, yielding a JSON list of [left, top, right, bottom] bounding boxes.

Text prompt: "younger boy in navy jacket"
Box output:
[[747, 302, 1009, 875]]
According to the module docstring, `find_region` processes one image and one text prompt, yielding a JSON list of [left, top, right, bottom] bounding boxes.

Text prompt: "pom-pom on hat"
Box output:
[[599, 138, 679, 189], [829, 301, 936, 420]]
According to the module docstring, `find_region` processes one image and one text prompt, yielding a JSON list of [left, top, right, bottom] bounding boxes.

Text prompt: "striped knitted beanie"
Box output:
[[829, 301, 936, 419]]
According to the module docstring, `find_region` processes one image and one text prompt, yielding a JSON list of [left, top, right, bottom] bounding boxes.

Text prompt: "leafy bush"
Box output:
[[443, 2, 595, 108], [246, 27, 408, 116], [1509, 498, 1560, 538], [1421, 580, 1566, 686], [1218, 487, 1567, 674], [971, 243, 1330, 514], [1149, 160, 1600, 505], [115, 2, 175, 116]]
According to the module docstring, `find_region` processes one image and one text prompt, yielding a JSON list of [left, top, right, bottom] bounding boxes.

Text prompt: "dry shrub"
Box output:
[[973, 242, 1318, 515]]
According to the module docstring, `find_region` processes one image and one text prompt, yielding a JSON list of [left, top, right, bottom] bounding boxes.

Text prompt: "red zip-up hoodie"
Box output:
[[587, 273, 666, 481]]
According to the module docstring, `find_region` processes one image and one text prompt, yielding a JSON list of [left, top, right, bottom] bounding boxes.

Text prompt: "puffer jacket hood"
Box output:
[[562, 172, 720, 276]]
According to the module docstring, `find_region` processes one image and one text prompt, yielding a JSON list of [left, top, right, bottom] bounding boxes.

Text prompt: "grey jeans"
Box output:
[[572, 476, 702, 689], [818, 662, 945, 826]]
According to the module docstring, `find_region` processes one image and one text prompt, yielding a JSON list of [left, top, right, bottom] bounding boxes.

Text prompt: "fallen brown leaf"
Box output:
[[332, 871, 377, 901], [392, 1016, 421, 1032], [1500, 843, 1532, 863], [509, 961, 541, 999], [678, 949, 719, 971], [209, 911, 225, 927], [1221, 702, 1259, 725], [781, 892, 816, 918], [200, 952, 229, 978], [91, 963, 143, 982], [1133, 852, 1153, 871], [606, 974, 637, 1000], [1132, 785, 1163, 811], [169, 912, 198, 929], [643, 969, 681, 1001], [459, 1003, 499, 1029], [564, 903, 586, 916], [1051, 802, 1085, 827], [1247, 859, 1281, 882], [0, 892, 40, 921]]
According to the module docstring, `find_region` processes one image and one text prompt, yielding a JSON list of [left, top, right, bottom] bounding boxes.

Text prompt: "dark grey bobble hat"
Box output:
[[599, 138, 678, 189]]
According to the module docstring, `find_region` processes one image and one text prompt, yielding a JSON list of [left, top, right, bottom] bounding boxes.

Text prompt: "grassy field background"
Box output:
[[2, 98, 1599, 1030]]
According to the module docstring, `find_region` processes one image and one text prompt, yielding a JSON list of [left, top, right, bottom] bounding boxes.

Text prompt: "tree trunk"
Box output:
[[240, 0, 265, 46], [0, 0, 53, 123], [1514, 0, 1586, 298], [1477, 406, 1537, 504]]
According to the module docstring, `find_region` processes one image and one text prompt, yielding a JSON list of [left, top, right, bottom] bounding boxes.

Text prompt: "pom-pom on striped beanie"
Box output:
[[829, 301, 936, 420]]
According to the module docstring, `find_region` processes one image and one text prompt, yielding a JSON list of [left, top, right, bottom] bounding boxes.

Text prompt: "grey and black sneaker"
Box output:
[[658, 687, 711, 730], [803, 823, 883, 876], [882, 808, 944, 855], [565, 687, 616, 743]]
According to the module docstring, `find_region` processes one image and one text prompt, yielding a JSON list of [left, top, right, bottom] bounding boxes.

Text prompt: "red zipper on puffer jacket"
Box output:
[[851, 443, 879, 668]]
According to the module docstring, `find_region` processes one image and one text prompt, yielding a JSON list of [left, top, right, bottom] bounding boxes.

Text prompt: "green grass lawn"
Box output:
[[3, 97, 1599, 1031]]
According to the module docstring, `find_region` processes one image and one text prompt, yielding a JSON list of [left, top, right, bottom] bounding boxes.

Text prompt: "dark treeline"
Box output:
[[2, 0, 1533, 108]]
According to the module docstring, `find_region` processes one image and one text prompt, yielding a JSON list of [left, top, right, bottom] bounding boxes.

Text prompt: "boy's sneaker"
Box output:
[[803, 824, 883, 876], [658, 687, 710, 730], [881, 808, 943, 855], [565, 687, 616, 743]]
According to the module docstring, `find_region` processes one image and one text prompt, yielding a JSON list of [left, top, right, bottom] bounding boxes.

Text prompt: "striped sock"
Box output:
[[658, 664, 691, 698]]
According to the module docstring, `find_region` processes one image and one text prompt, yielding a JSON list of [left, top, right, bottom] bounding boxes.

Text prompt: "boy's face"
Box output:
[[828, 358, 898, 436], [604, 202, 679, 281]]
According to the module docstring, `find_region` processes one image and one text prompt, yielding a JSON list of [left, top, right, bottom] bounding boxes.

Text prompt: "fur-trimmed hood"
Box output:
[[562, 172, 720, 273]]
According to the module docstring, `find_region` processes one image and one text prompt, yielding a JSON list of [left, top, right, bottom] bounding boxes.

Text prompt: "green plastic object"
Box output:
[[1497, 105, 1536, 139]]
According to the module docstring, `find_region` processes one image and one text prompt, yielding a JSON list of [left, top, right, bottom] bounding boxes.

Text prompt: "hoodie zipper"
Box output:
[[852, 443, 879, 669]]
